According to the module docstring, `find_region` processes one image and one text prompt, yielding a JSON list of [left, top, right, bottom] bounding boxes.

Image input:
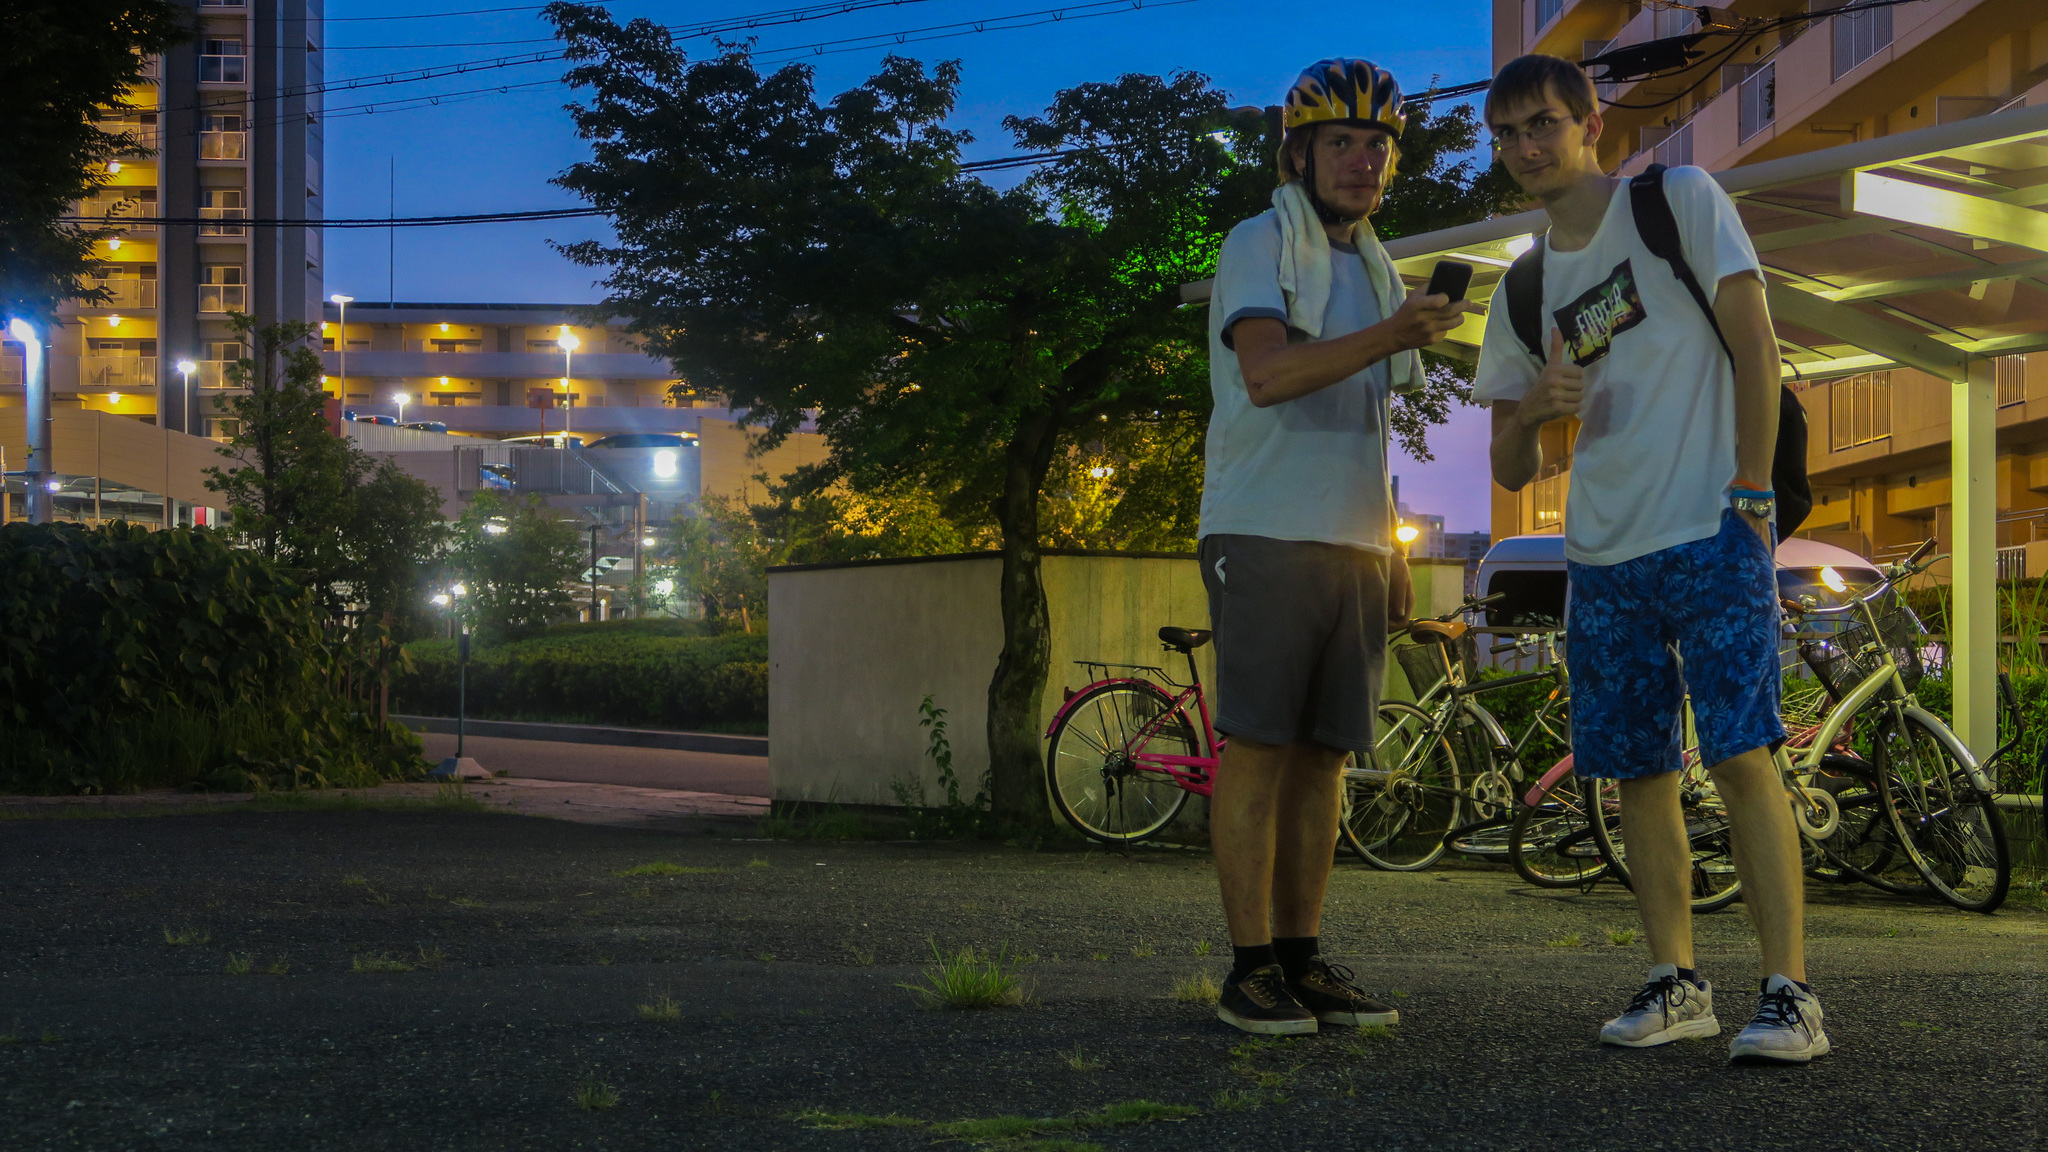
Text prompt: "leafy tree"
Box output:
[[548, 1, 1513, 822], [447, 491, 583, 640], [204, 314, 446, 625], [666, 494, 773, 631], [1, 2, 190, 321]]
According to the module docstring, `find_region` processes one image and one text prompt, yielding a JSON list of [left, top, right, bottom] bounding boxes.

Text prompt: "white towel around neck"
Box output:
[[1270, 181, 1423, 393]]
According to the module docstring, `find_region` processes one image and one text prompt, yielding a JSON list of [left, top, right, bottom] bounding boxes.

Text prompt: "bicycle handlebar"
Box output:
[[1781, 549, 1946, 618]]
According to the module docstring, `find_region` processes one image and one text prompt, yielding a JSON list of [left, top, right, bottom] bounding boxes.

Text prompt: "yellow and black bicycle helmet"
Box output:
[[1283, 58, 1407, 141]]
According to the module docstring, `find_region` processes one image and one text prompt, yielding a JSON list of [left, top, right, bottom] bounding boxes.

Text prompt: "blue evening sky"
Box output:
[[320, 0, 1498, 530]]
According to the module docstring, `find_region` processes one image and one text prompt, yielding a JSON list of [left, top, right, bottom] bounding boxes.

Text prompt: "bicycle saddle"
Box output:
[[1158, 626, 1213, 653], [1408, 619, 1469, 645]]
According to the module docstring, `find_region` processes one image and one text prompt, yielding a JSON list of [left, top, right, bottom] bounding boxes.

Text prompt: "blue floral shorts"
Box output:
[[1565, 510, 1787, 780]]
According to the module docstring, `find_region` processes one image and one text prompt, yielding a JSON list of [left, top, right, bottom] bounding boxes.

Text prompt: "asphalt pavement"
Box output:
[[418, 732, 770, 798], [0, 802, 2039, 1151]]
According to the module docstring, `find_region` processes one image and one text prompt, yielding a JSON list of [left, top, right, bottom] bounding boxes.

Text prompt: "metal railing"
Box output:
[[1653, 121, 1693, 168], [200, 130, 246, 160], [80, 357, 159, 388], [199, 206, 247, 236], [198, 284, 247, 312], [199, 54, 247, 84], [1, 355, 21, 387], [1997, 546, 2027, 582], [1531, 465, 1564, 529], [84, 278, 159, 308], [77, 196, 156, 231], [1738, 61, 1776, 143]]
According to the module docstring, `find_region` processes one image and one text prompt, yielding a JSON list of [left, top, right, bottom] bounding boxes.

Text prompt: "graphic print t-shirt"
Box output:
[[1471, 167, 1762, 566], [1199, 210, 1406, 553]]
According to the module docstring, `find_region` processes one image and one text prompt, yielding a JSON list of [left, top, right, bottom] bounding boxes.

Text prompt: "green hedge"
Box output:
[[0, 523, 424, 794], [393, 626, 768, 730]]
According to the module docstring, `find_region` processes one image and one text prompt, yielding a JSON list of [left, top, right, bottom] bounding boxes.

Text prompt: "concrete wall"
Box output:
[[768, 552, 1212, 807]]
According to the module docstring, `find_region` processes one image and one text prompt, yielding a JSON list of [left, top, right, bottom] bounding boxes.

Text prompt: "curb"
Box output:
[[395, 715, 768, 757]]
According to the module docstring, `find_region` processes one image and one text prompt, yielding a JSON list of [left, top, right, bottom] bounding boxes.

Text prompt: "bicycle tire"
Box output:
[[1509, 770, 1611, 888], [1873, 712, 2010, 913], [1045, 681, 1195, 845], [1804, 756, 1924, 895], [1589, 764, 1744, 914], [1341, 701, 1462, 871]]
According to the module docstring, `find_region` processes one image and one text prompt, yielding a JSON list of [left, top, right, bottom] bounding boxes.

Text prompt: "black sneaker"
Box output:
[[1286, 957, 1399, 1027], [1217, 963, 1317, 1035]]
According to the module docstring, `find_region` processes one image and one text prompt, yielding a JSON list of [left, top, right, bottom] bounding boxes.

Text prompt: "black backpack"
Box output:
[[1500, 164, 1811, 537]]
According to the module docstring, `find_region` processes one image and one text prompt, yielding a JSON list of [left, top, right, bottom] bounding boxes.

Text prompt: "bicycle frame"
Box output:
[[1043, 654, 1223, 800]]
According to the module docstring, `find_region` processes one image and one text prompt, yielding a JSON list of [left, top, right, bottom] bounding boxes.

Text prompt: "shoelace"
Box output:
[[1242, 967, 1292, 1007], [1303, 959, 1373, 1002], [1751, 987, 1805, 1030], [1625, 975, 1688, 1017]]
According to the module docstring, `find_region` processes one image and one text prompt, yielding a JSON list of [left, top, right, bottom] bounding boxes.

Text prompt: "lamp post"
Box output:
[[175, 359, 196, 434], [329, 293, 353, 398], [589, 523, 601, 620], [556, 327, 580, 441], [8, 319, 49, 524], [393, 391, 410, 426]]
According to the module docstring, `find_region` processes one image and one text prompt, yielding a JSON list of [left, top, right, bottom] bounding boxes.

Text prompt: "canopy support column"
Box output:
[[1950, 365, 1998, 760]]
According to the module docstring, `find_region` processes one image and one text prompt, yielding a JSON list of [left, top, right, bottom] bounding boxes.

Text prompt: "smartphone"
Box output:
[[1424, 259, 1474, 304]]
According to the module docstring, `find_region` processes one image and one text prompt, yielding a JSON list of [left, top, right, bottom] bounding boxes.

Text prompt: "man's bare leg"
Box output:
[[1271, 745, 1348, 938], [1707, 747, 1806, 982], [1211, 737, 1290, 946], [1616, 770, 1695, 969]]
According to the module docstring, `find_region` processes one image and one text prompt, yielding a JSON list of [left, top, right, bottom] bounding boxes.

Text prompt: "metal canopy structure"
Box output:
[[1185, 101, 2048, 759]]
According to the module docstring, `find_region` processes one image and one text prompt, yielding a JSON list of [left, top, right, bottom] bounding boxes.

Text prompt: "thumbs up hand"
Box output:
[[1518, 329, 1586, 428]]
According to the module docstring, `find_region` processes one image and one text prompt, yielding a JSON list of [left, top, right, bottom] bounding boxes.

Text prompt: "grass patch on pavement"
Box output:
[[571, 1073, 620, 1111], [901, 941, 1028, 1010], [1607, 927, 1639, 946], [1545, 932, 1586, 947], [1061, 1046, 1103, 1072], [638, 993, 681, 1022], [615, 861, 721, 877], [1172, 973, 1221, 1004], [351, 949, 441, 973], [796, 1110, 924, 1130], [224, 952, 253, 975], [162, 926, 210, 947], [798, 1100, 1191, 1147]]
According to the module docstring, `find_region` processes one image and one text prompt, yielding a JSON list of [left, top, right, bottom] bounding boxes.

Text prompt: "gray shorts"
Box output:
[[1198, 534, 1388, 755]]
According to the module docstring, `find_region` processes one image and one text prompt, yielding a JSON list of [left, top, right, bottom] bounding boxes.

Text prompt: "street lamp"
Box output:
[[329, 293, 354, 397], [393, 391, 410, 426], [175, 359, 196, 433], [1395, 522, 1421, 550], [556, 327, 580, 440], [8, 318, 49, 524]]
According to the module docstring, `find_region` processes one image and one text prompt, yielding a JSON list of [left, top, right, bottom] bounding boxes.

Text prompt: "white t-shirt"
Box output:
[[1199, 211, 1399, 553], [1471, 167, 1763, 566]]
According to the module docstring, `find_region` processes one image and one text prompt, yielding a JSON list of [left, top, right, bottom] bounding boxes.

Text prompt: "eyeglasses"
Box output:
[[1489, 113, 1576, 153]]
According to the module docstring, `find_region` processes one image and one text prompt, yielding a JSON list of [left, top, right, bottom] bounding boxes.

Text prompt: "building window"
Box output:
[[200, 113, 245, 160], [1738, 61, 1776, 143], [199, 265, 246, 313], [1995, 354, 2027, 408], [1829, 371, 1891, 451], [1829, 0, 1892, 81], [200, 188, 244, 235], [1536, 0, 1564, 30], [199, 40, 247, 84]]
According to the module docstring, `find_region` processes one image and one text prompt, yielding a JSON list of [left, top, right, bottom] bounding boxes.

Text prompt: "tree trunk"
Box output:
[[986, 409, 1063, 827]]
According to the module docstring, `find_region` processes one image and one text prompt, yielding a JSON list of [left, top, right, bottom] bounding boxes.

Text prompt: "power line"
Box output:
[[323, 0, 949, 51], [60, 208, 604, 228]]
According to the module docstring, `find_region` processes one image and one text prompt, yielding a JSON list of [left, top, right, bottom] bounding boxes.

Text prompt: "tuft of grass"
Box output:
[[263, 957, 291, 976], [615, 862, 721, 877], [1607, 927, 1639, 946], [341, 874, 367, 886], [936, 1116, 1065, 1141], [38, 1030, 61, 1044], [1211, 1088, 1261, 1113], [847, 945, 876, 966], [1129, 940, 1155, 959], [1353, 1023, 1397, 1042], [450, 897, 486, 908], [900, 941, 1027, 1010], [1075, 1101, 1196, 1126], [755, 952, 778, 963], [796, 1110, 925, 1130], [706, 1089, 728, 1114], [1172, 972, 1222, 1004], [223, 952, 253, 975], [1545, 932, 1586, 948], [1193, 940, 1212, 957], [415, 946, 447, 970], [571, 1073, 620, 1111], [1090, 951, 1109, 962], [1061, 1046, 1104, 1072], [351, 953, 415, 973], [747, 858, 770, 869], [637, 994, 681, 1022], [162, 926, 210, 947]]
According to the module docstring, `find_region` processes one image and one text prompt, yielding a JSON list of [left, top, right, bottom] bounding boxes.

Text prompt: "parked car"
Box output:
[[584, 432, 694, 450], [500, 433, 585, 449], [399, 420, 449, 434]]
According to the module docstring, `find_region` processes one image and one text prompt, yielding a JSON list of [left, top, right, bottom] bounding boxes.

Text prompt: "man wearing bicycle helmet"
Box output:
[[1201, 58, 1475, 1036], [1473, 54, 1825, 1064]]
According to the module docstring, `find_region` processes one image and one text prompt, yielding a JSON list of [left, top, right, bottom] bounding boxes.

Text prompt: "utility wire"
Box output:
[[58, 208, 604, 228]]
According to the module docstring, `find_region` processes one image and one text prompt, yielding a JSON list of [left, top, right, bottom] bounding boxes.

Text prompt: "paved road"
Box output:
[[419, 732, 770, 797], [0, 803, 2039, 1151]]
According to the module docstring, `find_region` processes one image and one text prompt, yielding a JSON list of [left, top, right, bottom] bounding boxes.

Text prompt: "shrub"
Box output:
[[1912, 672, 2047, 794], [0, 523, 424, 794], [392, 625, 767, 729]]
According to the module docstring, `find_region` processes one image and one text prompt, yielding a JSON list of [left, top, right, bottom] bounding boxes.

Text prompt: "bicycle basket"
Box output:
[[1395, 642, 1450, 697], [1799, 600, 1924, 699]]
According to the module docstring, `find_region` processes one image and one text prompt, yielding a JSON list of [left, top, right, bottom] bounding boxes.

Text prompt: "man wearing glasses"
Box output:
[[1472, 54, 1827, 1064], [1201, 59, 1474, 1035]]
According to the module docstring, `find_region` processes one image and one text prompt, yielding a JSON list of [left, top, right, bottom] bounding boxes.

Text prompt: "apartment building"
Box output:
[[1489, 0, 2048, 579], [14, 0, 326, 436]]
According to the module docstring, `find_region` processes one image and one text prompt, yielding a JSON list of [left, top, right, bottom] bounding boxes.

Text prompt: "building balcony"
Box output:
[[198, 360, 236, 389], [77, 196, 156, 232], [80, 357, 158, 389], [199, 206, 247, 236], [199, 284, 247, 313], [199, 131, 246, 160], [199, 55, 247, 85], [318, 349, 683, 381], [84, 278, 158, 309]]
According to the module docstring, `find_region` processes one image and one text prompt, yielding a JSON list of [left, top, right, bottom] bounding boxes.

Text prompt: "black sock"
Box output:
[[1272, 936, 1319, 980], [1231, 943, 1277, 980], [1675, 966, 1699, 985]]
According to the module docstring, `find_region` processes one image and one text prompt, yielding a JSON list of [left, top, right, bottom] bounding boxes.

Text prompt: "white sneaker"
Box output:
[[1599, 963, 1720, 1048], [1729, 975, 1831, 1064]]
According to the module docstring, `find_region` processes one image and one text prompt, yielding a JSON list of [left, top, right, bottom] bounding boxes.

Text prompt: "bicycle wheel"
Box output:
[[1045, 682, 1195, 844], [1873, 712, 2010, 913], [1509, 770, 1612, 888], [1804, 757, 1924, 894], [1590, 764, 1744, 914], [1342, 701, 1462, 871]]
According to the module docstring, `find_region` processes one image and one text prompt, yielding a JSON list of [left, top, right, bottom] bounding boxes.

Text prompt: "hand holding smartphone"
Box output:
[[1424, 259, 1474, 304]]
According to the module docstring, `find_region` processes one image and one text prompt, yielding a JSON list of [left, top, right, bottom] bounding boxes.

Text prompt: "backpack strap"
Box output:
[[1628, 163, 1734, 365], [1502, 240, 1547, 365]]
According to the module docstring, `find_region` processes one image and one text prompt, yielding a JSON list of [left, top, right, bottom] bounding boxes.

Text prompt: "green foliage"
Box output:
[[890, 695, 993, 838], [447, 490, 584, 642], [206, 315, 447, 630], [1903, 577, 2048, 675], [1912, 672, 2047, 794], [394, 626, 767, 729], [0, 2, 190, 321], [667, 495, 772, 629], [900, 941, 1028, 1009], [0, 522, 423, 793], [1467, 667, 1571, 773]]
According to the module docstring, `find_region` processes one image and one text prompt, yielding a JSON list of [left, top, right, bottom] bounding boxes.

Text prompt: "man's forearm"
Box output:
[[1239, 322, 1404, 408], [1715, 274, 1779, 489]]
